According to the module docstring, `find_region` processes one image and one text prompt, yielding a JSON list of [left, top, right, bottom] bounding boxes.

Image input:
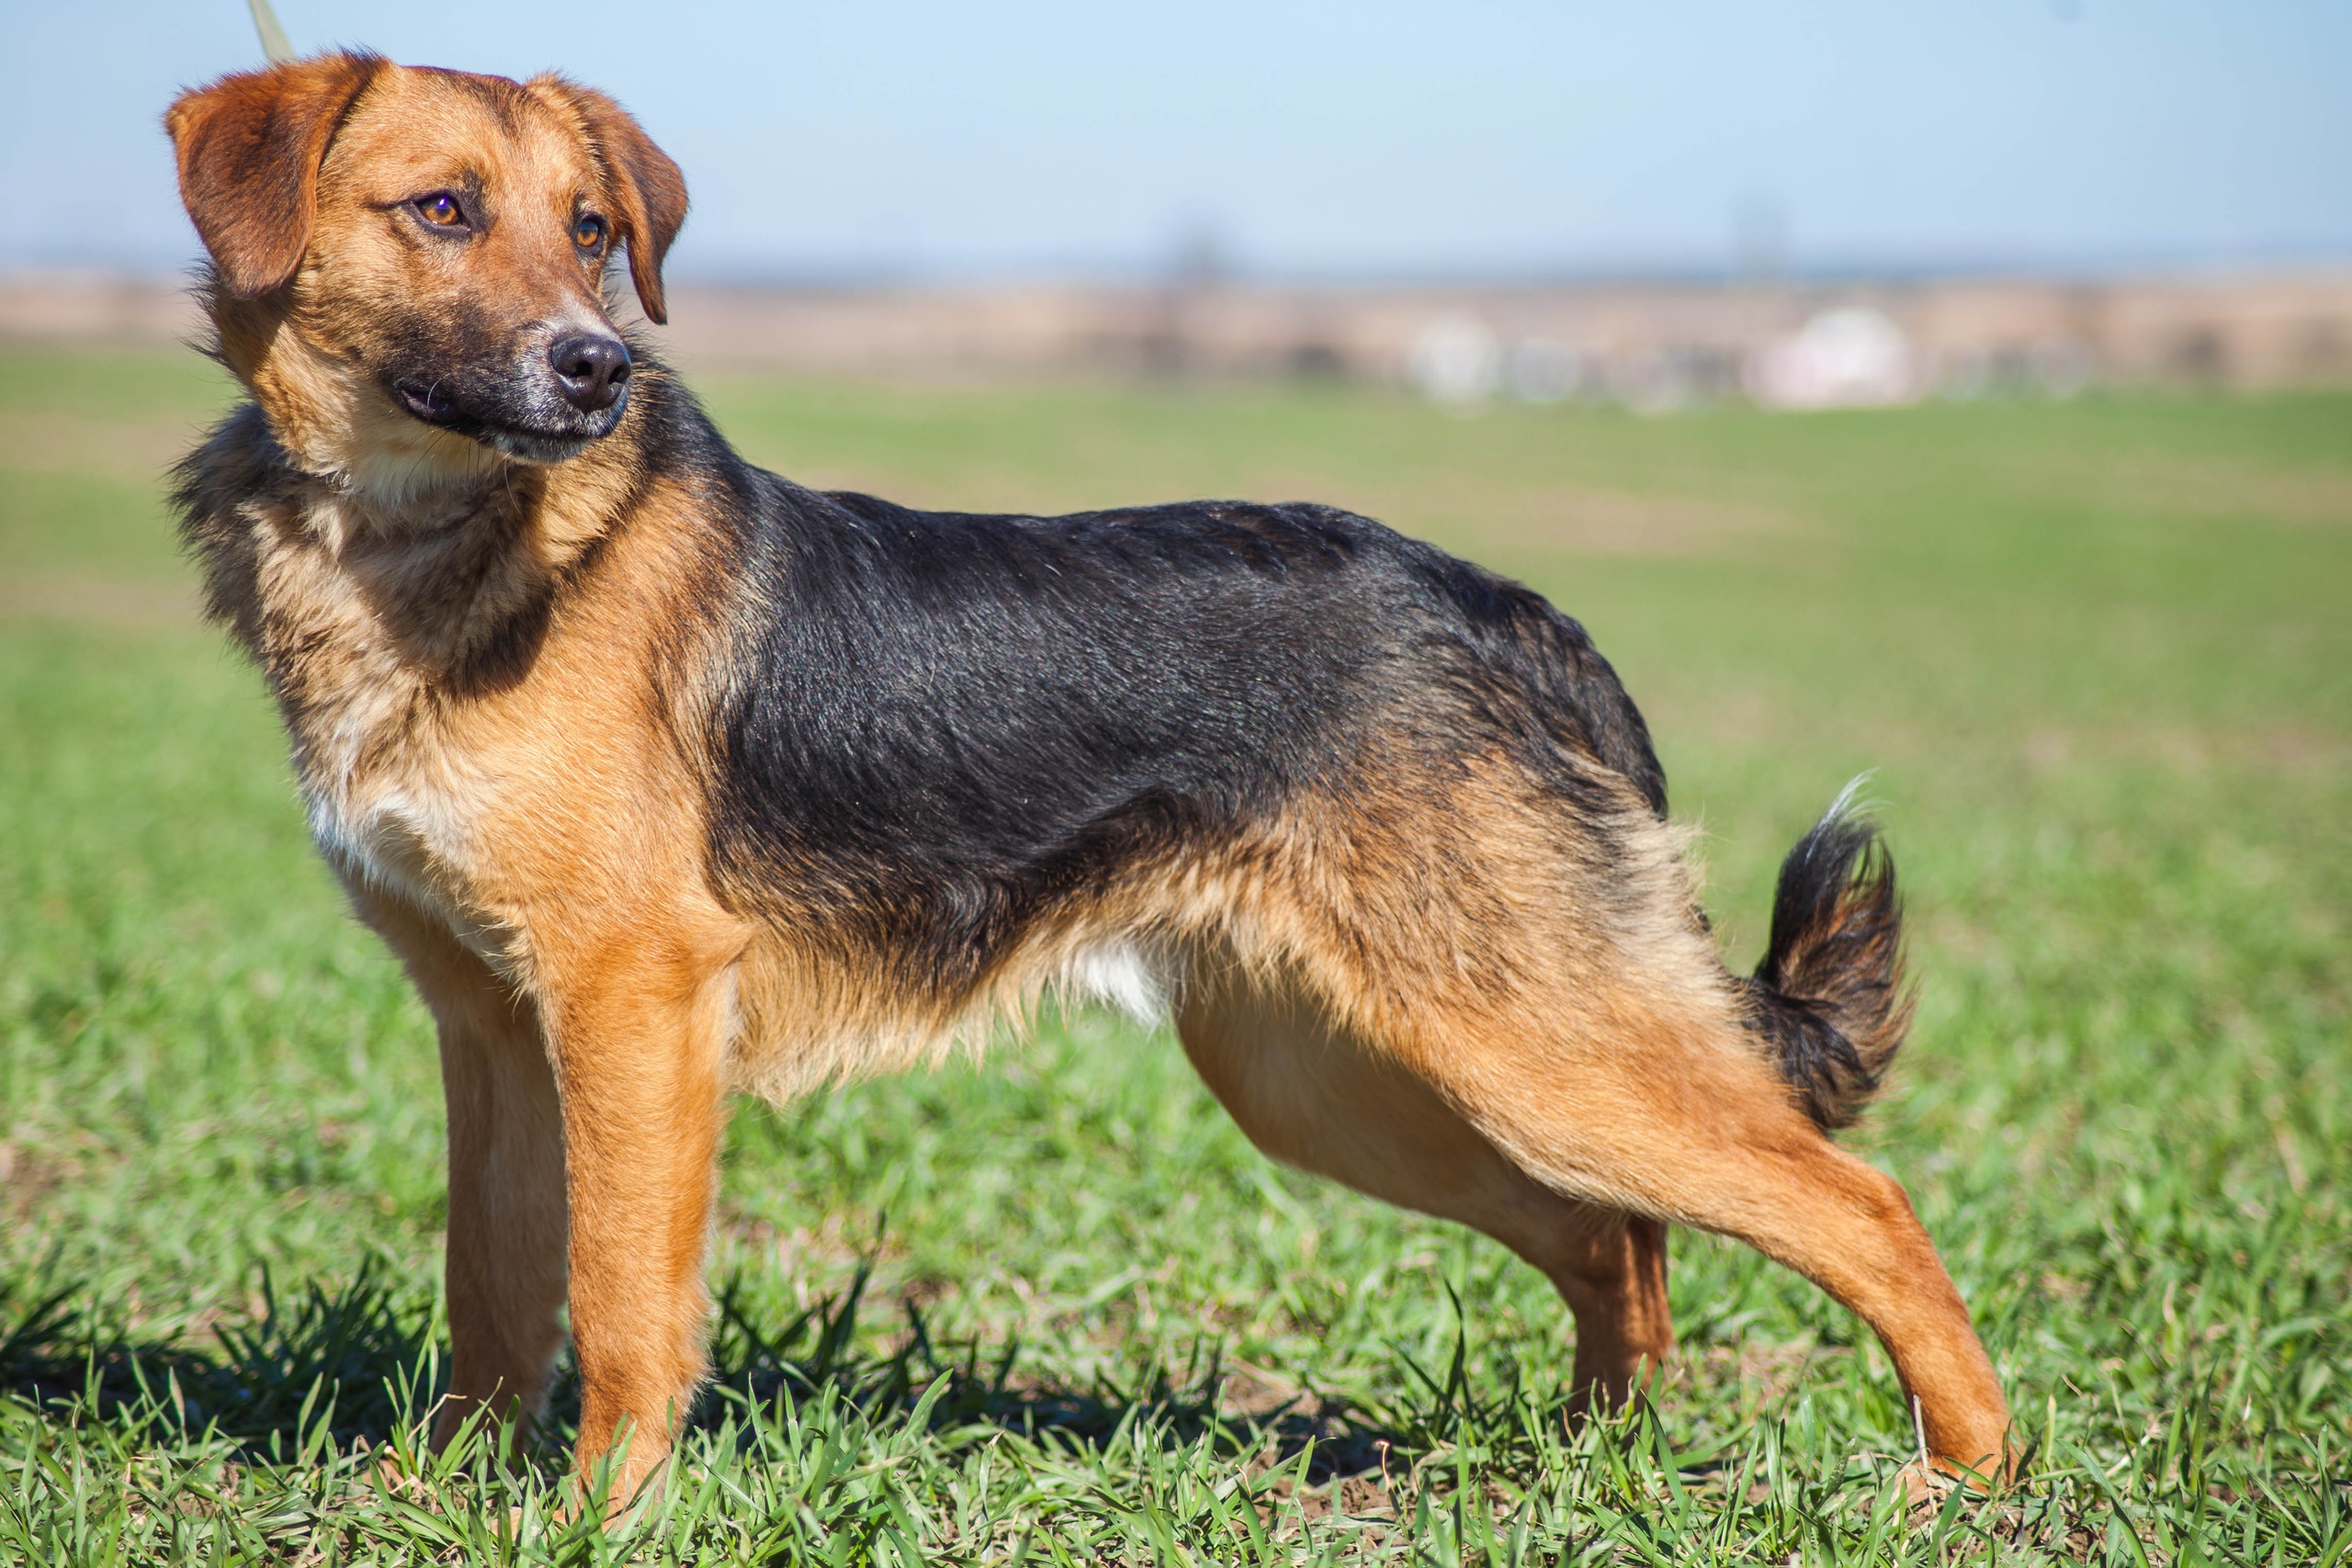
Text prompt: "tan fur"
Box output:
[[165, 56, 2010, 1508]]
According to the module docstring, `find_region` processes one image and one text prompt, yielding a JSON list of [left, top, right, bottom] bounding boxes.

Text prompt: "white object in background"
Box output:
[[1408, 312, 1502, 406], [1747, 307, 1918, 410]]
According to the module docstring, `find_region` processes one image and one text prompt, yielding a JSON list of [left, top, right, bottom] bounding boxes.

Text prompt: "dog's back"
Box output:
[[685, 412, 1667, 993]]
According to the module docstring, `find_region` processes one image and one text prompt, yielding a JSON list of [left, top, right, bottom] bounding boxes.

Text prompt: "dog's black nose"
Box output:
[[548, 333, 631, 412]]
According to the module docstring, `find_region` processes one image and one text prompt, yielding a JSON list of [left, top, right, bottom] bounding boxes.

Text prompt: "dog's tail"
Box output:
[[1736, 781, 1915, 1133]]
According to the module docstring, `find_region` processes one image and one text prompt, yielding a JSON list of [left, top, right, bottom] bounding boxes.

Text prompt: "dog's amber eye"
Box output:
[[417, 193, 464, 227], [573, 215, 607, 250]]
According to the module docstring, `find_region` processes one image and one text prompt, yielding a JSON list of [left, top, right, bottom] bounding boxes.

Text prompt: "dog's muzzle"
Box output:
[[388, 329, 633, 462]]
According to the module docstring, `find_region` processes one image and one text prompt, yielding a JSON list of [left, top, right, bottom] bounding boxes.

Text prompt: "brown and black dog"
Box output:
[[164, 53, 2010, 1504]]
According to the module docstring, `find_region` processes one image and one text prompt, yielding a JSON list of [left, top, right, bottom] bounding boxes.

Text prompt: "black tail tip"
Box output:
[[1747, 785, 1915, 1132]]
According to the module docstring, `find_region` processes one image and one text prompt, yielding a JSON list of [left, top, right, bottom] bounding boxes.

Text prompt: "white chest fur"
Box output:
[[185, 434, 606, 986], [297, 683, 508, 963], [266, 495, 513, 962]]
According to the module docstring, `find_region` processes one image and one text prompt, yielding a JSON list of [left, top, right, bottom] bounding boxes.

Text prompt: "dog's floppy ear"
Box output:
[[530, 77, 689, 325], [165, 52, 386, 299]]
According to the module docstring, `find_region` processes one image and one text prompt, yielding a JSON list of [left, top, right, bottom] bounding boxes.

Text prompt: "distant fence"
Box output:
[[7, 268, 2348, 407]]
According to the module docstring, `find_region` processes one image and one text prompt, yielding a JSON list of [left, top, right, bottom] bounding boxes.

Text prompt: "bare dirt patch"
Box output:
[[0, 573, 199, 625], [2030, 452, 2352, 527], [1484, 485, 1802, 556], [1, 412, 208, 484]]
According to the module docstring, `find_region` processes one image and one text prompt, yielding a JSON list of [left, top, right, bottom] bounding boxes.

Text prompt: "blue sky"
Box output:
[[3, 1, 2346, 279]]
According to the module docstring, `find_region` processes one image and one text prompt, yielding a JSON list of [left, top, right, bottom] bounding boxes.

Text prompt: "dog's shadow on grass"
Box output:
[[0, 1261, 1399, 1483], [679, 1263, 1401, 1483], [0, 1258, 437, 1464]]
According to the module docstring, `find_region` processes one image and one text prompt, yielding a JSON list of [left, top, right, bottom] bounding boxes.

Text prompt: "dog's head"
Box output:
[[167, 54, 686, 488]]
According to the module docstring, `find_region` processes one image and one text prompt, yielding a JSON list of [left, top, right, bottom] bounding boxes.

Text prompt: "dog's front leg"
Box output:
[[349, 887, 571, 1451], [434, 981, 569, 1454], [540, 942, 732, 1509]]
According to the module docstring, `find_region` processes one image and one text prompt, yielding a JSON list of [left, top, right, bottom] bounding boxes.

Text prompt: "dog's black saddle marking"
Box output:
[[664, 389, 1664, 984]]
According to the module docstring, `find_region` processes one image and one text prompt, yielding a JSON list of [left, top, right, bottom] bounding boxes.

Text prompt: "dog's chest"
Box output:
[[298, 679, 503, 946], [254, 494, 529, 957]]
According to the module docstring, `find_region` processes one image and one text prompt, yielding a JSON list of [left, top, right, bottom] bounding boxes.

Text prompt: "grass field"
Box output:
[[1, 344, 2346, 1563]]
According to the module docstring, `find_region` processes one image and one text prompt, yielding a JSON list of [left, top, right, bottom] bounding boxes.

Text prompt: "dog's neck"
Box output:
[[177, 363, 644, 715]]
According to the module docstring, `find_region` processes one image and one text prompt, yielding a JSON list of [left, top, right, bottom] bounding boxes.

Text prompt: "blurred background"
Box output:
[[1, 6, 2347, 1553], [4, 0, 2349, 400]]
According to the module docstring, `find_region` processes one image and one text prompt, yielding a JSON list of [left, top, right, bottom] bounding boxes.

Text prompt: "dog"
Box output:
[[163, 53, 2010, 1505]]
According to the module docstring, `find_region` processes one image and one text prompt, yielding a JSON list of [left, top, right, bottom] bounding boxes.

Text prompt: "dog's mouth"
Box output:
[[393, 377, 466, 426], [390, 377, 612, 463]]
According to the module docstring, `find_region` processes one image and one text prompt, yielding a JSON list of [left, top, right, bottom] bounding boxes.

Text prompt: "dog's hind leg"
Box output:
[[1227, 761, 2009, 1477], [1175, 967, 1676, 1410], [349, 887, 570, 1453], [1551, 1211, 1673, 1412], [1393, 986, 2012, 1481]]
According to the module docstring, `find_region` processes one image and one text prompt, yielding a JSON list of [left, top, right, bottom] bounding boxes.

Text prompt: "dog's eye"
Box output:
[[415, 192, 466, 228], [573, 215, 607, 250]]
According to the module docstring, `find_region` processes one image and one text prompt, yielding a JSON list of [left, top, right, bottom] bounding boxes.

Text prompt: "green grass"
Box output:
[[2, 345, 2347, 1562]]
